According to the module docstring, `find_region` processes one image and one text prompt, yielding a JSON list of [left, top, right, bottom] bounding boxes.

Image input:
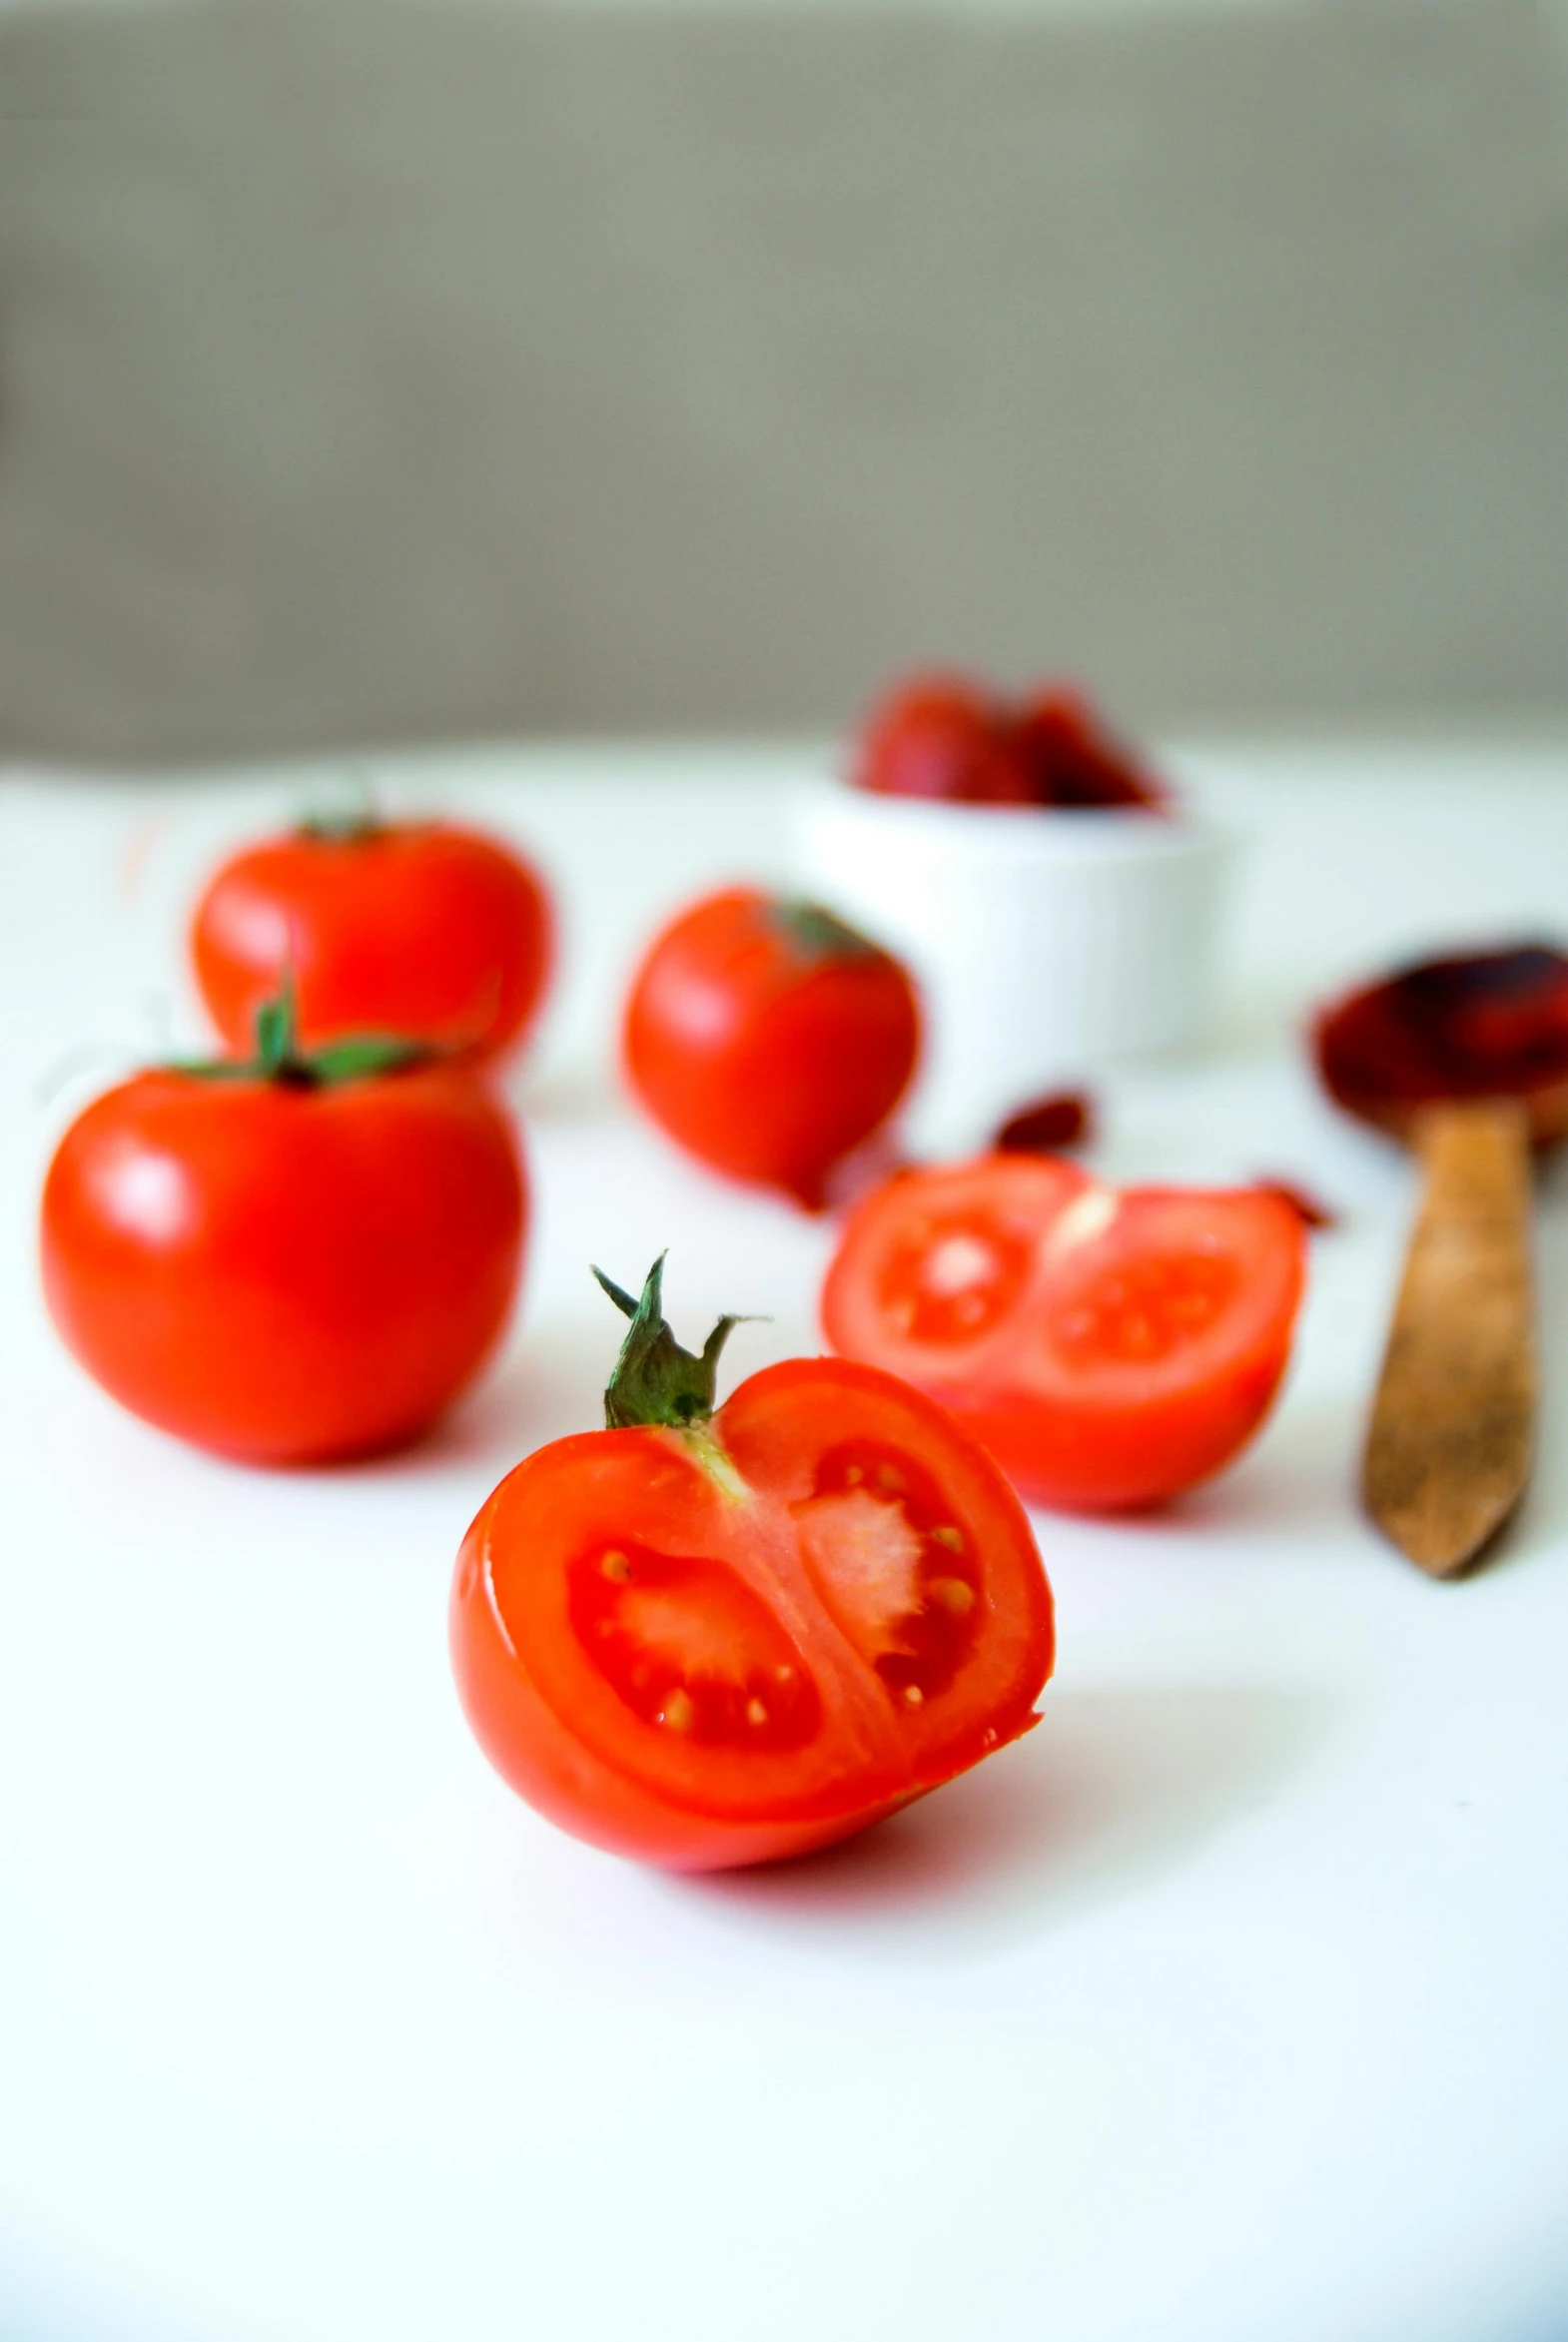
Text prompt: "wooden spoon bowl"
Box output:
[[1313, 943, 1568, 1148]]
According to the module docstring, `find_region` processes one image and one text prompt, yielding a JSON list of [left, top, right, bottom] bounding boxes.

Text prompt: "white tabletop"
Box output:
[[3, 736, 1568, 2342]]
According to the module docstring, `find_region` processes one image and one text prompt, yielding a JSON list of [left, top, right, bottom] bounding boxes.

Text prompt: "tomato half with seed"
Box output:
[[450, 1259, 1052, 1869], [41, 1006, 525, 1463], [822, 1157, 1305, 1511], [193, 816, 554, 1061], [622, 889, 921, 1207]]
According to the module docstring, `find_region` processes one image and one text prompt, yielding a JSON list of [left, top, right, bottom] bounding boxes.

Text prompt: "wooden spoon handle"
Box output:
[[1361, 1100, 1536, 1576]]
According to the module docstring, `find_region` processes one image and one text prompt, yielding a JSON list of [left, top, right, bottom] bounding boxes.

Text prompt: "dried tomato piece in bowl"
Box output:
[[853, 673, 1170, 812]]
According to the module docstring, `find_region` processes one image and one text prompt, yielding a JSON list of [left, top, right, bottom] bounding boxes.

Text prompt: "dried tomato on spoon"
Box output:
[[1312, 943, 1568, 1144]]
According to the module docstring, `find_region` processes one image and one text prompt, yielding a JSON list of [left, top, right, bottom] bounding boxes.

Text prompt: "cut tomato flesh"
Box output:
[[822, 1160, 1306, 1510], [877, 1216, 1036, 1342], [450, 1357, 1053, 1865], [569, 1541, 822, 1752], [840, 1155, 1091, 1375], [1046, 1247, 1242, 1370]]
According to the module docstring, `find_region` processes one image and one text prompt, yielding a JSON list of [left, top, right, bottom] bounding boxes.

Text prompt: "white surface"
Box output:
[[3, 737, 1568, 2342], [792, 780, 1231, 1145]]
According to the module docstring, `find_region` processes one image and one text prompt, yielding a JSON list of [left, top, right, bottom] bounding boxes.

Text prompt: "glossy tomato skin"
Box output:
[[42, 1065, 525, 1463], [822, 1158, 1305, 1511], [450, 1357, 1052, 1870], [623, 889, 921, 1205], [192, 823, 554, 1061]]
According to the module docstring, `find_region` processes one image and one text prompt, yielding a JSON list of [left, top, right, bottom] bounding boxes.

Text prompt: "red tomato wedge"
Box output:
[[822, 1157, 1306, 1511], [450, 1258, 1053, 1869]]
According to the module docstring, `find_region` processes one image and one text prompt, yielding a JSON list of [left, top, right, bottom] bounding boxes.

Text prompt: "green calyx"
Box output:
[[592, 1254, 759, 1431], [177, 982, 432, 1090], [768, 899, 878, 962], [298, 810, 381, 845], [297, 771, 383, 845]]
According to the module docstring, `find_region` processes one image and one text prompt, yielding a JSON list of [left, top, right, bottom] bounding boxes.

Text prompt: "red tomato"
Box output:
[[822, 1157, 1305, 1511], [623, 889, 921, 1207], [192, 818, 553, 1061], [853, 672, 1168, 811], [450, 1258, 1052, 1869], [41, 1012, 525, 1464]]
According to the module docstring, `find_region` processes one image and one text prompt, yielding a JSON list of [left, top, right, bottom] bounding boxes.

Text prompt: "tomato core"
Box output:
[[878, 1216, 1034, 1342], [795, 1441, 982, 1704]]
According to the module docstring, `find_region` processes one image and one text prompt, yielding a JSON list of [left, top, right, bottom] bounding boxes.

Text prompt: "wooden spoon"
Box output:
[[1360, 1100, 1534, 1576], [1313, 945, 1568, 1576]]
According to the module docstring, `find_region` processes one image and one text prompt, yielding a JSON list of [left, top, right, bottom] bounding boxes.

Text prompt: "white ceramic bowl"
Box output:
[[791, 781, 1235, 1151]]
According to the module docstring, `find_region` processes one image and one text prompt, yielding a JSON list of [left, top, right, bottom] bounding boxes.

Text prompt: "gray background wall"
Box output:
[[0, 0, 1565, 764]]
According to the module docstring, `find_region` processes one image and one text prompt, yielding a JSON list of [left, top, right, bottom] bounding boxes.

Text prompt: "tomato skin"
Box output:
[[822, 1159, 1305, 1512], [192, 823, 553, 1061], [623, 889, 921, 1205], [450, 1357, 1052, 1871], [41, 1065, 525, 1463], [940, 1344, 1292, 1514]]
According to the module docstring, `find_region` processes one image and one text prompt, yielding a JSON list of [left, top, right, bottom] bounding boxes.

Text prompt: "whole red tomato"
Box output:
[[854, 672, 1168, 811], [823, 1156, 1304, 1511], [450, 1257, 1053, 1869], [41, 1001, 525, 1463], [623, 889, 921, 1207], [192, 816, 553, 1061]]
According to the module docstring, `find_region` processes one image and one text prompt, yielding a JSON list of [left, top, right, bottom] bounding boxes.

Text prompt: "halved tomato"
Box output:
[[450, 1258, 1053, 1869], [822, 1157, 1305, 1511]]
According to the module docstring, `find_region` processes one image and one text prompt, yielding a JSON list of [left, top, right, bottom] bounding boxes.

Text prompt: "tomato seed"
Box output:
[[659, 1688, 695, 1732], [902, 1684, 924, 1705], [745, 1698, 769, 1726], [844, 1464, 864, 1484], [877, 1464, 906, 1492], [931, 1524, 963, 1550], [601, 1549, 632, 1583], [928, 1577, 975, 1616]]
